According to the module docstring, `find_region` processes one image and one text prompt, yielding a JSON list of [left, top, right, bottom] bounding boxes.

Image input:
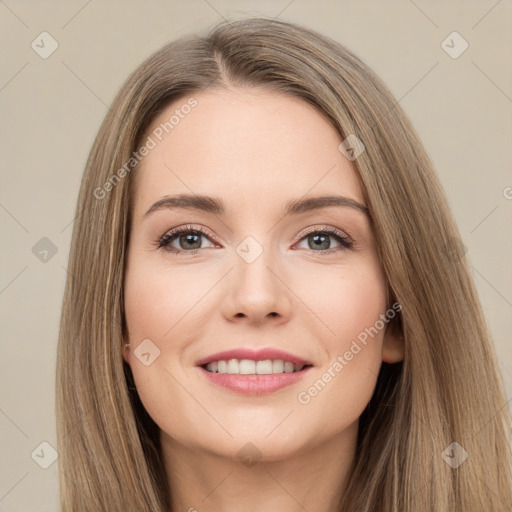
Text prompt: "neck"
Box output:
[[160, 421, 358, 512]]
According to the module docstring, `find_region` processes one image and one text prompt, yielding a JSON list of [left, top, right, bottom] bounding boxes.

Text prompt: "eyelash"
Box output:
[[156, 224, 354, 256]]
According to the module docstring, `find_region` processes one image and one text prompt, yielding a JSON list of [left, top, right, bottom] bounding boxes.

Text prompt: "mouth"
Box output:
[[195, 348, 314, 395], [195, 347, 313, 371], [200, 359, 313, 374]]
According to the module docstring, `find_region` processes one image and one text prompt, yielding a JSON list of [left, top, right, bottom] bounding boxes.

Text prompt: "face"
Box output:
[[123, 87, 403, 461]]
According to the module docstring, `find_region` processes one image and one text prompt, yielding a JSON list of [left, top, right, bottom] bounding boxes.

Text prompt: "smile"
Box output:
[[195, 348, 314, 395], [202, 358, 311, 374]]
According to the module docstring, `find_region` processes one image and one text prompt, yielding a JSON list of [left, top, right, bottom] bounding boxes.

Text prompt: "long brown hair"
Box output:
[[56, 17, 512, 511]]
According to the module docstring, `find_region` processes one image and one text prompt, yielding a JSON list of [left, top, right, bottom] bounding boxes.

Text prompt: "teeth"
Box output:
[[272, 359, 284, 373], [284, 362, 295, 373], [227, 359, 239, 374], [240, 359, 256, 374], [256, 360, 273, 374], [204, 358, 307, 374]]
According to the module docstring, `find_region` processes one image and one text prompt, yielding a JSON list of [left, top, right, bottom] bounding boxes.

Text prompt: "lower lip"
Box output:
[[198, 366, 313, 396]]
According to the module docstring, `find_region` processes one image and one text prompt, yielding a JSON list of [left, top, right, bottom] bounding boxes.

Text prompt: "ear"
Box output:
[[381, 316, 404, 364], [123, 340, 131, 364]]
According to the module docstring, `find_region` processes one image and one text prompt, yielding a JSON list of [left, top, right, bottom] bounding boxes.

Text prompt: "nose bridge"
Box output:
[[222, 233, 291, 322]]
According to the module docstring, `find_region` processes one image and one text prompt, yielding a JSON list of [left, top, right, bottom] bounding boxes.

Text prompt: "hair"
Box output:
[[56, 17, 512, 511]]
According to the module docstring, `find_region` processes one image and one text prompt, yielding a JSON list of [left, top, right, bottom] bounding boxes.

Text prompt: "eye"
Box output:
[[294, 227, 353, 254], [157, 225, 216, 254], [156, 224, 354, 256]]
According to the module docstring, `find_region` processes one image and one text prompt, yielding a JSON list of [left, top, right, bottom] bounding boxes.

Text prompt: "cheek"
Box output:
[[123, 261, 202, 441], [292, 262, 387, 420], [123, 253, 219, 432], [124, 255, 206, 341], [301, 259, 388, 355]]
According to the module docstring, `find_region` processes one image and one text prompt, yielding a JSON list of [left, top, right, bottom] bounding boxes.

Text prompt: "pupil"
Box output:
[[181, 233, 201, 249], [310, 234, 330, 250]]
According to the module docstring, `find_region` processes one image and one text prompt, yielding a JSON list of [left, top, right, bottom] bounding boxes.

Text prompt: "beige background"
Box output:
[[1, 0, 511, 509]]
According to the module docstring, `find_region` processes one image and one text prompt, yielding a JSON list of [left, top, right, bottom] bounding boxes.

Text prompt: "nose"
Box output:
[[220, 247, 293, 326]]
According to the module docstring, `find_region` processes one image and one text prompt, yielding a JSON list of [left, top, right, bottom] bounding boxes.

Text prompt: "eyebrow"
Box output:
[[143, 193, 369, 218]]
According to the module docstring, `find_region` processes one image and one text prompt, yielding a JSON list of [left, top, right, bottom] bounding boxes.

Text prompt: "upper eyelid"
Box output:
[[297, 225, 351, 240], [161, 224, 213, 235], [158, 225, 216, 245]]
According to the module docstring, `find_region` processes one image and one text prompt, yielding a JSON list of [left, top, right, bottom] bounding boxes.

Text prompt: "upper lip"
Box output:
[[196, 348, 313, 367]]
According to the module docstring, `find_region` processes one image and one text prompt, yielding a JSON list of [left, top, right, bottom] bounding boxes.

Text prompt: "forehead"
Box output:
[[133, 87, 364, 217]]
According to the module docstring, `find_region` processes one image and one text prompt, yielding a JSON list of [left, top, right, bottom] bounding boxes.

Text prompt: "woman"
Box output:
[[56, 17, 511, 511]]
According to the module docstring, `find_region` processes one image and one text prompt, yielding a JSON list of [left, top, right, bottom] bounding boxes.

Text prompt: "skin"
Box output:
[[123, 87, 404, 512]]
